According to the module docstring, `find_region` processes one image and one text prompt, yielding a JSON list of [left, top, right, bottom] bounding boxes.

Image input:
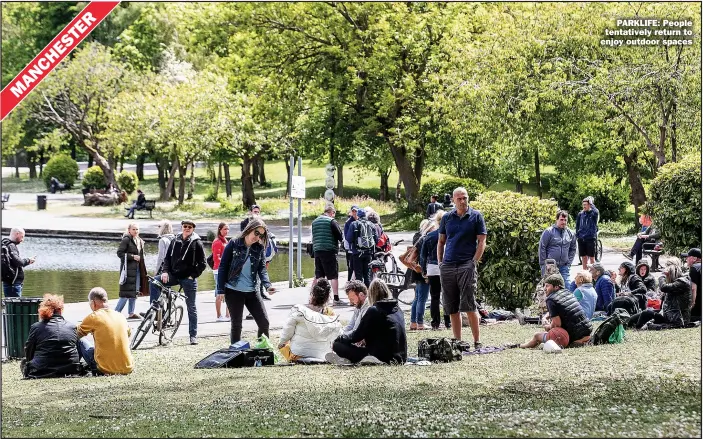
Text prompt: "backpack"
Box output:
[[1, 239, 17, 284], [417, 338, 462, 362], [265, 236, 278, 263], [206, 254, 215, 270], [592, 308, 630, 345], [356, 219, 375, 251], [377, 231, 391, 253]]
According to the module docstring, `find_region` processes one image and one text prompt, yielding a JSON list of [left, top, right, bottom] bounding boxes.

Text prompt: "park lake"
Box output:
[[18, 237, 342, 303]]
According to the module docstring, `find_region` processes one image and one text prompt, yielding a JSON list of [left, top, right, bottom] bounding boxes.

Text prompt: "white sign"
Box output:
[[291, 176, 306, 198]]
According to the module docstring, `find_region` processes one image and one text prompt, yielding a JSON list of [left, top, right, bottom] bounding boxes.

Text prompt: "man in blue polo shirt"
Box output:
[[437, 187, 487, 348]]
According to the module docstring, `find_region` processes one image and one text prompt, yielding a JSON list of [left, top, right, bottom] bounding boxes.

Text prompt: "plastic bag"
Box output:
[[252, 334, 285, 364], [608, 324, 625, 344]]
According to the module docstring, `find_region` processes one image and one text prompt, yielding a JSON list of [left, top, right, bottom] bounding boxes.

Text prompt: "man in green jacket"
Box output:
[[311, 204, 344, 304]]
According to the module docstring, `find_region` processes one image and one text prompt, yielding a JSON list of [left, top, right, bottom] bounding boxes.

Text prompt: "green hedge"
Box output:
[[419, 177, 485, 207], [648, 156, 702, 256], [472, 191, 558, 310], [548, 173, 629, 222], [82, 166, 105, 189], [117, 170, 139, 195], [43, 154, 79, 190]]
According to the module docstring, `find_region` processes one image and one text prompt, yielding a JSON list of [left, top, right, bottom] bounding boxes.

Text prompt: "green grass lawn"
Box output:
[[2, 322, 700, 438]]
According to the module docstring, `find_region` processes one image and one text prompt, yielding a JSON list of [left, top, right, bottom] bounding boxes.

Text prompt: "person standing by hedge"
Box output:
[[539, 210, 577, 288], [575, 196, 599, 270], [437, 187, 487, 348]]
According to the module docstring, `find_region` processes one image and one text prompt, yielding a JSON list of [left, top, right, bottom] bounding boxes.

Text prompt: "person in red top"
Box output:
[[213, 222, 230, 321]]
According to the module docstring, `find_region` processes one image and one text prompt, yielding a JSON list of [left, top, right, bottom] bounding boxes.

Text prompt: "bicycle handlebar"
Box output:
[[147, 275, 184, 300]]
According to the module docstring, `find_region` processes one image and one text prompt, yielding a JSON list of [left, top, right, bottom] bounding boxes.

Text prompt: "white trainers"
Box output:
[[216, 316, 230, 322], [325, 351, 352, 366], [359, 355, 384, 365]]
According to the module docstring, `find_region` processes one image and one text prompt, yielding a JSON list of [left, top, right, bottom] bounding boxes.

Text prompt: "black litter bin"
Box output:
[[2, 297, 41, 359], [37, 195, 47, 210]]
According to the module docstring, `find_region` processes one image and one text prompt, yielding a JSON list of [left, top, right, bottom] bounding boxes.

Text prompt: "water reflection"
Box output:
[[14, 237, 345, 303]]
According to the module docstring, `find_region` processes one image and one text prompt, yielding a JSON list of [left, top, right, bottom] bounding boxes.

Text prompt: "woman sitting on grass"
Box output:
[[627, 260, 691, 329], [22, 294, 83, 379], [573, 270, 597, 320], [277, 278, 342, 362]]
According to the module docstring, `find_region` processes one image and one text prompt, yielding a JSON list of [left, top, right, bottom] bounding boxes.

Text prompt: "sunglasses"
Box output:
[[182, 225, 194, 229]]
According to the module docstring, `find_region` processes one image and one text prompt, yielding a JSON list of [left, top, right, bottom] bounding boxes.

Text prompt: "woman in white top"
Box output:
[[277, 278, 342, 361], [420, 210, 450, 330]]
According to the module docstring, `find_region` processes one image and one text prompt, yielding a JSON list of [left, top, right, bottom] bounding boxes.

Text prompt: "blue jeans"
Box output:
[[2, 282, 22, 297], [160, 277, 198, 337], [78, 337, 97, 372], [115, 298, 136, 315], [558, 265, 571, 291], [411, 281, 430, 324]]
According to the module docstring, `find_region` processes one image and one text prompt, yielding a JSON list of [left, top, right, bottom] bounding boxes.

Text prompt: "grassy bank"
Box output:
[[2, 322, 700, 437]]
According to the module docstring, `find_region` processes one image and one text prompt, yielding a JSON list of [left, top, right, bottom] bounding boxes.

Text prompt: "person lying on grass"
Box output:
[[519, 274, 593, 349]]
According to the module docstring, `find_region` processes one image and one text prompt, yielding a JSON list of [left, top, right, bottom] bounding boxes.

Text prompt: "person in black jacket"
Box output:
[[22, 294, 83, 379], [426, 195, 443, 219], [636, 261, 657, 295], [519, 274, 593, 349], [2, 228, 36, 297], [115, 223, 148, 320], [627, 261, 692, 329], [124, 189, 146, 219], [623, 224, 660, 263], [327, 279, 407, 365], [618, 261, 648, 311], [161, 220, 207, 345]]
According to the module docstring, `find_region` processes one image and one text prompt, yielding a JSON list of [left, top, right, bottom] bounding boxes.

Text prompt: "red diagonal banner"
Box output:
[[0, 1, 120, 121]]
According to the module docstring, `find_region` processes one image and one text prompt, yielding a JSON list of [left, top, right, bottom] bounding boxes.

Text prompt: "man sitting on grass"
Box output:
[[519, 274, 593, 349], [77, 287, 134, 376]]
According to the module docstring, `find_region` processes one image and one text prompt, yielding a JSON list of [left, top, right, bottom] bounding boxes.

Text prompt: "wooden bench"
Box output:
[[642, 242, 663, 272], [136, 200, 156, 218], [1, 193, 9, 209]]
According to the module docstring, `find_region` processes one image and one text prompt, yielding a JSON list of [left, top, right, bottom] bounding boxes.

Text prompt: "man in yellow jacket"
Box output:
[[77, 287, 134, 375]]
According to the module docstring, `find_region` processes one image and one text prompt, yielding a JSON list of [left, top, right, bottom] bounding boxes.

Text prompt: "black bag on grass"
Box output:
[[417, 338, 462, 362], [195, 348, 274, 369], [592, 309, 630, 345]]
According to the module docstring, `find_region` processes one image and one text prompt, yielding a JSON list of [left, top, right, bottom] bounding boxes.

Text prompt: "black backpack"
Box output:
[[194, 348, 274, 369], [592, 309, 630, 345], [1, 239, 17, 284], [417, 338, 462, 362]]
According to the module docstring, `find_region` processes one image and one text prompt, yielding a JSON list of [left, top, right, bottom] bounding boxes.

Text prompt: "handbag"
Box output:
[[398, 245, 422, 273], [119, 254, 128, 285]]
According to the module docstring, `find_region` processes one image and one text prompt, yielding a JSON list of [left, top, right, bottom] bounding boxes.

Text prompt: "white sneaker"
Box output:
[[217, 316, 230, 322], [325, 351, 352, 366], [359, 355, 384, 365]]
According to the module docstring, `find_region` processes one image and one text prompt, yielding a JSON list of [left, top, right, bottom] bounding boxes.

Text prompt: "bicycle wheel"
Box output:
[[596, 239, 603, 262], [131, 309, 155, 350], [160, 305, 184, 345]]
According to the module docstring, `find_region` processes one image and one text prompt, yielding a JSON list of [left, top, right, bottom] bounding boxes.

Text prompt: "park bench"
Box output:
[[1, 193, 9, 209], [642, 242, 664, 272], [136, 200, 156, 219]]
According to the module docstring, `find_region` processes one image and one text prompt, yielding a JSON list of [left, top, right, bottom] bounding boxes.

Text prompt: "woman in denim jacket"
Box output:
[[217, 218, 277, 343]]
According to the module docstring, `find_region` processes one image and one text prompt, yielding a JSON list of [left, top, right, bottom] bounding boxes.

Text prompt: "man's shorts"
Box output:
[[578, 238, 597, 257], [439, 260, 478, 314], [314, 251, 339, 279]]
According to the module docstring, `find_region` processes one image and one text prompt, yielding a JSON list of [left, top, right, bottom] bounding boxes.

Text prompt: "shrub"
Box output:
[[548, 173, 629, 222], [419, 177, 485, 207], [81, 166, 105, 189], [43, 154, 79, 189], [471, 191, 558, 310], [648, 156, 702, 256], [117, 170, 139, 195], [204, 187, 221, 202]]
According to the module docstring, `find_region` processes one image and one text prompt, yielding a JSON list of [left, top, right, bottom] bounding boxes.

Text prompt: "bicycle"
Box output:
[[573, 232, 603, 264], [130, 276, 186, 350], [370, 239, 416, 305]]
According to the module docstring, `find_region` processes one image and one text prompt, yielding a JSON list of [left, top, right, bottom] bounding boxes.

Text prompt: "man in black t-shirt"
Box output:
[[519, 274, 592, 349], [686, 248, 701, 321]]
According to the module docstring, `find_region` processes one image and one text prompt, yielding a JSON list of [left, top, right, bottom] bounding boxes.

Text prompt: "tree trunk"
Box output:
[[87, 155, 93, 168], [534, 147, 543, 199], [379, 170, 390, 202], [165, 158, 179, 202], [258, 155, 266, 186], [395, 175, 402, 202], [27, 151, 37, 179], [89, 148, 118, 189], [156, 157, 168, 201], [187, 161, 195, 200], [223, 162, 232, 198], [119, 151, 125, 173], [671, 102, 678, 162], [70, 143, 76, 160], [177, 161, 187, 205], [214, 161, 221, 197], [136, 153, 145, 181], [516, 181, 524, 194], [337, 164, 344, 197], [252, 155, 260, 186], [14, 152, 19, 178], [623, 151, 647, 229], [241, 156, 256, 209], [387, 138, 421, 203], [39, 148, 45, 177]]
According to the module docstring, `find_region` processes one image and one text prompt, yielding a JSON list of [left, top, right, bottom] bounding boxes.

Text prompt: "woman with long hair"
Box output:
[[116, 222, 147, 319], [212, 222, 231, 322], [217, 218, 277, 343], [410, 219, 437, 330], [420, 210, 450, 330]]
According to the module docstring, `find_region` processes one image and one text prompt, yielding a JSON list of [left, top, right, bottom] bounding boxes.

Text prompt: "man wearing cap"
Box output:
[[426, 195, 443, 219], [240, 205, 261, 232], [161, 220, 207, 345], [589, 262, 615, 312], [343, 206, 359, 282], [519, 274, 592, 349], [686, 248, 701, 321]]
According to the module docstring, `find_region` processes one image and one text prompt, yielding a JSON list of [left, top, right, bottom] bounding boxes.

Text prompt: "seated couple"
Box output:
[[22, 288, 133, 379], [519, 274, 593, 349]]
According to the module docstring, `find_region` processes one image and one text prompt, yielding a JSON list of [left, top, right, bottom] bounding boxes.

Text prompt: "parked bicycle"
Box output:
[[573, 231, 603, 264], [130, 276, 186, 350], [370, 239, 416, 304]]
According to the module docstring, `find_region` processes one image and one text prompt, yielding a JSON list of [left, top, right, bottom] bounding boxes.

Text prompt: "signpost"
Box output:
[[289, 156, 305, 286]]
